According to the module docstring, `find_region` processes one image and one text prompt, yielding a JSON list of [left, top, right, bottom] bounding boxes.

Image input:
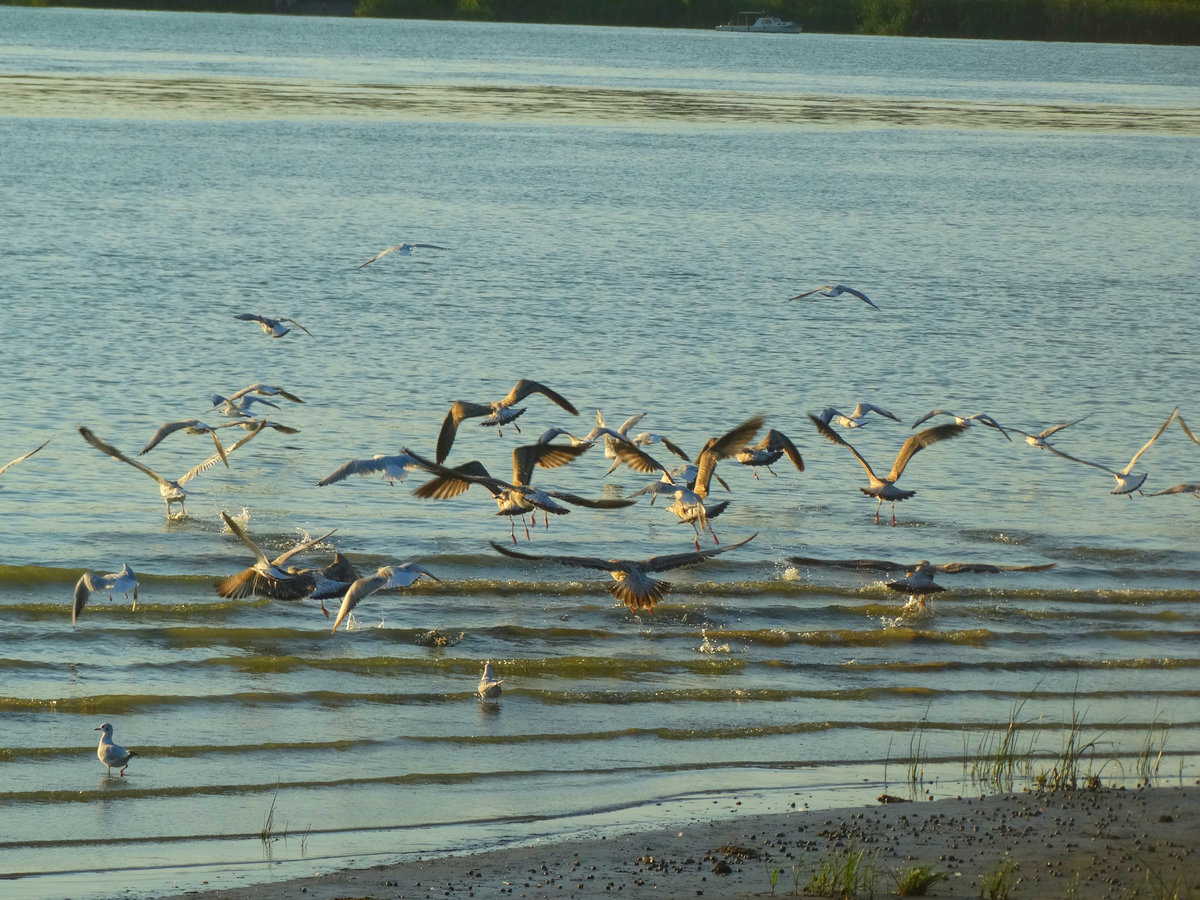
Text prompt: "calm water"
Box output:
[[1, 7, 1198, 897]]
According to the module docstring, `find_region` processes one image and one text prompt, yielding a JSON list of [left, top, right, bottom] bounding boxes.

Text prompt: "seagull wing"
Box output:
[[220, 511, 272, 568], [886, 422, 969, 482], [436, 401, 493, 463], [616, 412, 646, 435], [935, 562, 1057, 574], [1151, 483, 1200, 496], [835, 285, 879, 309], [643, 532, 756, 573], [0, 439, 50, 476], [910, 409, 947, 429], [850, 403, 900, 422], [500, 379, 579, 415], [358, 245, 401, 268], [611, 442, 669, 476], [657, 436, 691, 461], [543, 491, 638, 510], [787, 555, 907, 572], [179, 420, 265, 484], [761, 429, 804, 471], [969, 414, 1012, 441], [331, 569, 392, 631], [512, 442, 589, 484], [808, 414, 881, 482], [72, 574, 92, 626], [79, 427, 174, 488], [272, 528, 338, 567], [489, 540, 623, 573], [787, 287, 826, 300], [1042, 443, 1117, 475], [1121, 407, 1178, 474], [1177, 415, 1200, 446], [693, 415, 765, 497], [280, 319, 313, 337], [1039, 415, 1091, 439]]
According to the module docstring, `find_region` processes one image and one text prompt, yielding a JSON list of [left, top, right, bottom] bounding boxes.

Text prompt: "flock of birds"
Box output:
[[4, 276, 1197, 776]]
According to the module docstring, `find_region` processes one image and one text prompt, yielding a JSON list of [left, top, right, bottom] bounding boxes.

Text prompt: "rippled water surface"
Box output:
[[1, 7, 1198, 898]]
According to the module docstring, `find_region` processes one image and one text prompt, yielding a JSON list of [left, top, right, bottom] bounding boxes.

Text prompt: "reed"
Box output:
[[891, 862, 948, 896], [1135, 712, 1171, 787], [801, 845, 878, 898], [979, 859, 1018, 900], [259, 792, 279, 848], [967, 695, 1036, 793], [1034, 696, 1105, 792]]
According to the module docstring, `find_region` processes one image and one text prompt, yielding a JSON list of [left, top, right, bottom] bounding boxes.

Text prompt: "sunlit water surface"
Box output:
[[1, 7, 1198, 898]]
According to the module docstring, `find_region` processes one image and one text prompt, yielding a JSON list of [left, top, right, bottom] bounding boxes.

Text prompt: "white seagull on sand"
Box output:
[[331, 563, 442, 633], [436, 379, 579, 464], [478, 660, 503, 700], [95, 722, 135, 776], [233, 313, 313, 338], [789, 284, 879, 309], [357, 242, 450, 268], [1044, 407, 1179, 496], [72, 564, 139, 627], [809, 413, 967, 525], [490, 532, 756, 613]]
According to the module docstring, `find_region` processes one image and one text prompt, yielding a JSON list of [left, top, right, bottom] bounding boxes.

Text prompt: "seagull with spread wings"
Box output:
[[736, 429, 805, 479], [1043, 407, 1178, 496], [817, 403, 899, 429], [330, 563, 442, 632], [789, 284, 879, 309], [408, 443, 633, 541], [317, 452, 423, 487], [234, 313, 313, 338], [1006, 415, 1090, 449], [910, 409, 1011, 441], [491, 533, 756, 613], [809, 414, 967, 525], [215, 511, 336, 602], [79, 422, 265, 519], [436, 379, 579, 464], [357, 242, 450, 268], [72, 564, 139, 627]]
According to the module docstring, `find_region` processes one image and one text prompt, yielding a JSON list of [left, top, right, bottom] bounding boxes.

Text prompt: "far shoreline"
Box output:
[[156, 784, 1199, 899]]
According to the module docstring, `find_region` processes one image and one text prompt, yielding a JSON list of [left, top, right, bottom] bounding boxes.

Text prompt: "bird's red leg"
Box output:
[[510, 519, 517, 543], [768, 465, 778, 477], [524, 516, 532, 540], [752, 469, 760, 480], [874, 500, 882, 525], [891, 503, 898, 527]]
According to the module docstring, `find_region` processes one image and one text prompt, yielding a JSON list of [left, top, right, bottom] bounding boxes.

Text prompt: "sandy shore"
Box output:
[[162, 785, 1197, 899]]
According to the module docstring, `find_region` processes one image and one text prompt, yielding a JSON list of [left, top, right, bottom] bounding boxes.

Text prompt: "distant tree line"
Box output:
[[7, 0, 1199, 44]]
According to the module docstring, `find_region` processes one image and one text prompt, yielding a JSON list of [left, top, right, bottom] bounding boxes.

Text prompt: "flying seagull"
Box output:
[[317, 452, 423, 487], [0, 439, 50, 479], [79, 422, 265, 519], [910, 409, 1011, 441], [358, 242, 450, 268], [1043, 407, 1178, 496], [331, 563, 442, 633], [95, 722, 135, 776], [436, 379, 578, 463], [817, 403, 900, 429], [72, 564, 139, 627], [809, 414, 967, 525], [216, 511, 336, 601], [736, 429, 805, 478], [233, 313, 313, 338], [789, 284, 879, 309], [490, 532, 756, 613], [138, 420, 235, 466], [1006, 415, 1090, 449]]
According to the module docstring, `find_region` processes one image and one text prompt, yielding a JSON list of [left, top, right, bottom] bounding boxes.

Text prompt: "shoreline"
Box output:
[[159, 784, 1199, 899]]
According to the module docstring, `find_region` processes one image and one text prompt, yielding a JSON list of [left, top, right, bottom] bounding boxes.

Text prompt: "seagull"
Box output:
[[436, 379, 579, 464], [614, 415, 764, 548], [736, 429, 805, 478], [408, 443, 633, 541], [72, 564, 138, 627], [79, 422, 265, 519], [294, 551, 363, 617], [0, 439, 50, 479], [490, 533, 756, 613], [317, 452, 423, 487], [1043, 407, 1179, 496], [1177, 414, 1200, 446], [817, 403, 900, 429], [588, 410, 646, 458], [789, 284, 879, 309], [1151, 483, 1200, 497], [536, 426, 594, 447], [789, 555, 1055, 601], [910, 409, 1012, 441], [212, 383, 304, 418], [95, 722, 135, 776], [478, 660, 503, 700], [809, 414, 967, 525], [234, 313, 313, 338], [357, 242, 450, 268], [331, 563, 442, 632], [138, 419, 235, 466], [1006, 415, 1090, 449], [216, 511, 336, 601]]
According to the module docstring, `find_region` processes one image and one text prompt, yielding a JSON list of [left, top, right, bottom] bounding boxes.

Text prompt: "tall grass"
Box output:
[[801, 846, 878, 899]]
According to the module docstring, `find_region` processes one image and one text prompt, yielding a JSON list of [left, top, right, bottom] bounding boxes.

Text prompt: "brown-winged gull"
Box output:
[[436, 379, 578, 464]]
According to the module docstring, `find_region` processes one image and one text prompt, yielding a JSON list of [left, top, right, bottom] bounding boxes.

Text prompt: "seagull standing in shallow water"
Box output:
[[789, 284, 879, 309], [478, 660, 503, 700], [73, 564, 138, 626], [95, 722, 135, 776]]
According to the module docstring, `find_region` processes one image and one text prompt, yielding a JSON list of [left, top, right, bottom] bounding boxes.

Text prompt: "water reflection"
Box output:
[[4, 74, 1199, 133]]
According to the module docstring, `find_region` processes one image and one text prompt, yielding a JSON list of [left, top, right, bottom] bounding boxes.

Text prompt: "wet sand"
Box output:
[[162, 785, 1197, 899]]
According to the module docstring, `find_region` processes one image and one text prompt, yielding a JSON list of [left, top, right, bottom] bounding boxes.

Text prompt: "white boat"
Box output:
[[715, 12, 802, 33]]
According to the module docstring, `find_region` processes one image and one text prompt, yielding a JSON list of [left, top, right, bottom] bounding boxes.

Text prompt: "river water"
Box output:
[[1, 7, 1198, 897]]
